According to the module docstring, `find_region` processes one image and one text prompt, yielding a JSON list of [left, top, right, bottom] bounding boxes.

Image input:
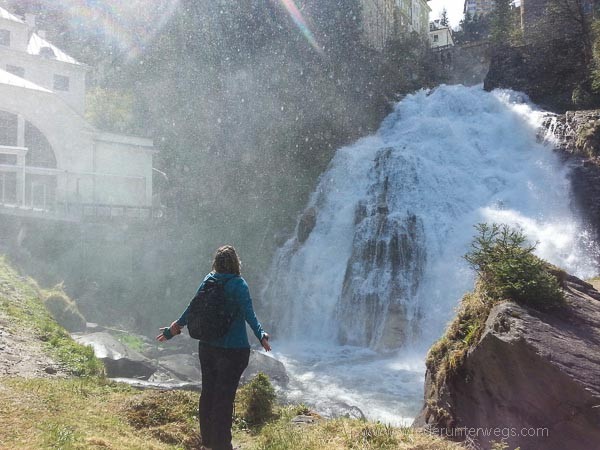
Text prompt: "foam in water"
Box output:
[[260, 85, 598, 424]]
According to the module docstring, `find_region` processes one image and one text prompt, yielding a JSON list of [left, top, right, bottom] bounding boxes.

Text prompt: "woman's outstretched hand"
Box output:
[[156, 321, 182, 342], [156, 331, 168, 342], [261, 333, 271, 352]]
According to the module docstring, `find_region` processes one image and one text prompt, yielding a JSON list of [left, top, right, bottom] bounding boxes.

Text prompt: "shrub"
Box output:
[[44, 290, 87, 332], [236, 373, 276, 426], [465, 223, 564, 310]]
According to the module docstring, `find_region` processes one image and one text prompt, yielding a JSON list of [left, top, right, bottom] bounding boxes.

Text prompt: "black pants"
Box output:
[[198, 344, 250, 450]]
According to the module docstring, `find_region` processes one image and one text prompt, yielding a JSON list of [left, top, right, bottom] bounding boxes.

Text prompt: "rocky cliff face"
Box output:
[[414, 274, 600, 450], [544, 109, 600, 241], [484, 39, 593, 112], [546, 110, 600, 158]]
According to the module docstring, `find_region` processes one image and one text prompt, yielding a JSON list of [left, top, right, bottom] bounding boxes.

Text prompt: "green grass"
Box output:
[[0, 376, 464, 450], [244, 406, 463, 450], [0, 256, 104, 377], [116, 332, 146, 353], [0, 377, 198, 449]]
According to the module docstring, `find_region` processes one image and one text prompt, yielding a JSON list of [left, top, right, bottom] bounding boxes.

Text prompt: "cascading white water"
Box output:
[[261, 85, 598, 424]]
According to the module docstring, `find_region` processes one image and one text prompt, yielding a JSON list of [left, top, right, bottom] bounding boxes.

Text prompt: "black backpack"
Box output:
[[187, 276, 238, 340]]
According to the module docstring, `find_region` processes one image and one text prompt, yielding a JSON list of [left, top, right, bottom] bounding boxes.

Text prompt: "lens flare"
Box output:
[[53, 0, 179, 60], [276, 0, 323, 54]]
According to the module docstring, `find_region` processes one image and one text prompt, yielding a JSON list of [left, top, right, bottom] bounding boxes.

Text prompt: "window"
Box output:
[[0, 154, 16, 165], [0, 29, 10, 46], [6, 65, 24, 78], [53, 74, 70, 91], [40, 46, 56, 59], [25, 121, 57, 168], [0, 110, 18, 147], [433, 35, 439, 42]]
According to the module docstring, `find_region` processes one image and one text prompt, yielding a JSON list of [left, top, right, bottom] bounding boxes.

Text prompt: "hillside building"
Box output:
[[464, 0, 496, 17], [360, 0, 432, 50], [0, 7, 157, 222], [429, 20, 455, 49]]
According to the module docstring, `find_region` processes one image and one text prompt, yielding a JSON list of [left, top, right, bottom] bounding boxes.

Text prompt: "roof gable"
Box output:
[[0, 6, 25, 24], [27, 32, 82, 66], [0, 68, 52, 92]]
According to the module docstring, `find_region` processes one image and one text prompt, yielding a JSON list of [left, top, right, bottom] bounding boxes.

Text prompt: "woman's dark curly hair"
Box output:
[[212, 245, 241, 275]]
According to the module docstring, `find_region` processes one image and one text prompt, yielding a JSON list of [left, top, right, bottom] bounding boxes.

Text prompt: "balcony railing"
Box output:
[[0, 145, 160, 222]]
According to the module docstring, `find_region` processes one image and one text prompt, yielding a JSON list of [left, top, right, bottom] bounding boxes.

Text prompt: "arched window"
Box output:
[[0, 111, 57, 168], [0, 110, 17, 147], [25, 121, 57, 168]]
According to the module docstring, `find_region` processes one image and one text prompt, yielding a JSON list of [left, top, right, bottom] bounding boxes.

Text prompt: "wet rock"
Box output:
[[111, 377, 200, 392], [291, 414, 317, 425], [157, 354, 201, 382], [543, 109, 600, 241], [544, 110, 600, 158], [338, 206, 425, 349], [414, 275, 600, 450], [317, 401, 366, 421], [242, 351, 289, 386], [297, 207, 317, 244], [73, 332, 156, 379]]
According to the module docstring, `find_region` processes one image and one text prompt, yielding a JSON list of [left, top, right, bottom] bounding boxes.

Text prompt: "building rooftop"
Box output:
[[0, 67, 51, 92], [0, 6, 24, 24], [27, 32, 82, 66]]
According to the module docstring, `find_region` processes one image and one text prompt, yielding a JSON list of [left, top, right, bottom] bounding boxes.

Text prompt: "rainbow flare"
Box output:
[[277, 0, 323, 54], [50, 0, 180, 60]]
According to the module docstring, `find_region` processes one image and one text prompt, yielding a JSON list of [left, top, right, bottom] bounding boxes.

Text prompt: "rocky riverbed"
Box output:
[[72, 328, 289, 390]]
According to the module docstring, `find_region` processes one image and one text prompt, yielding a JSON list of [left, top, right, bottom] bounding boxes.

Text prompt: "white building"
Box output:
[[464, 0, 496, 17], [429, 20, 455, 49], [360, 0, 432, 50], [0, 7, 157, 221]]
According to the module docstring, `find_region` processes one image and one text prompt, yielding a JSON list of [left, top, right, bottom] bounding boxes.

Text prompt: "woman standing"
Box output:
[[157, 245, 271, 450]]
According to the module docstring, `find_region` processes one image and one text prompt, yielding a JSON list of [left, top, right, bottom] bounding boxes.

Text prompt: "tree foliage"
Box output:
[[491, 0, 514, 46], [465, 224, 564, 310], [440, 8, 449, 27], [545, 0, 595, 59], [454, 13, 490, 44]]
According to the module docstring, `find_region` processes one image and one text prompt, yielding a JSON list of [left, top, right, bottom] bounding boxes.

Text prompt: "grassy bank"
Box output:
[[0, 378, 198, 449], [0, 376, 465, 450], [0, 257, 103, 377]]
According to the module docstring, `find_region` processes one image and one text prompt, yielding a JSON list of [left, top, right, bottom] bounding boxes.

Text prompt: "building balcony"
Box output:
[[0, 145, 161, 222]]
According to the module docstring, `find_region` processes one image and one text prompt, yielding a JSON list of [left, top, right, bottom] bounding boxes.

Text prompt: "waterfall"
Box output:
[[261, 85, 597, 423]]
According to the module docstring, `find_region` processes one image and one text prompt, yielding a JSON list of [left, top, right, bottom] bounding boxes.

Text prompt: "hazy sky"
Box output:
[[429, 0, 464, 27]]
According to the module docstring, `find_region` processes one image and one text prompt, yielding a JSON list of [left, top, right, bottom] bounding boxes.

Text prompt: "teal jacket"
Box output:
[[174, 272, 266, 349]]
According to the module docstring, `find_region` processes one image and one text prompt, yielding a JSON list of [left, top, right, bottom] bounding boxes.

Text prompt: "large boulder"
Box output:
[[157, 354, 201, 382], [242, 350, 289, 386], [414, 275, 600, 450], [73, 332, 156, 379], [157, 350, 289, 386]]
